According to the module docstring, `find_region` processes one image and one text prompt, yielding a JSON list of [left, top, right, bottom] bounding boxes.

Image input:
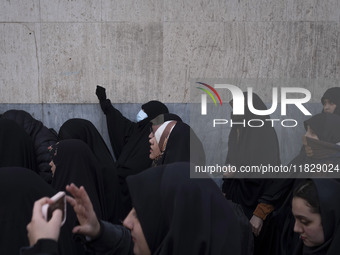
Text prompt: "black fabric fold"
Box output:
[[0, 118, 37, 172]]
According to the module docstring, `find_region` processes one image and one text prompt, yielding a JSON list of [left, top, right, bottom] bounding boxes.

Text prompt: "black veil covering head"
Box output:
[[150, 113, 183, 125], [0, 118, 37, 171], [293, 179, 340, 255], [292, 113, 340, 165], [58, 118, 122, 223], [321, 87, 340, 116], [58, 118, 114, 161], [0, 167, 76, 254], [151, 113, 206, 166], [50, 139, 108, 222], [163, 121, 206, 165], [304, 113, 340, 144], [141, 100, 169, 121], [126, 162, 242, 255]]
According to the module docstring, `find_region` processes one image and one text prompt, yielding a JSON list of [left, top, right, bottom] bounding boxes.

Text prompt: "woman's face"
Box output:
[[305, 125, 319, 140], [49, 160, 56, 176], [123, 208, 151, 255], [292, 197, 325, 247], [149, 126, 162, 160], [323, 99, 337, 114]]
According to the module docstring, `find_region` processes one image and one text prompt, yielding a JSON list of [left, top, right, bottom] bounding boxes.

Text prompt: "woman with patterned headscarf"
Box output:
[[148, 113, 205, 166]]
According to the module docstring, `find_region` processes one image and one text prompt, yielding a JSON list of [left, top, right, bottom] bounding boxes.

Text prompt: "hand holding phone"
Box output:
[[42, 191, 66, 226], [27, 196, 64, 246]]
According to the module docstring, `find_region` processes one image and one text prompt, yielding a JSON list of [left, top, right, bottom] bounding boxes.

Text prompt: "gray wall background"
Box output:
[[1, 1, 340, 165]]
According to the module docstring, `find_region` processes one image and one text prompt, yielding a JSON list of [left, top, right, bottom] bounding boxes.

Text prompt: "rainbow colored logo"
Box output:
[[196, 82, 222, 106]]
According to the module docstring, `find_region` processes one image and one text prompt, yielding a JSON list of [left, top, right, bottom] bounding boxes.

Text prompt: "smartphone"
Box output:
[[42, 191, 66, 226]]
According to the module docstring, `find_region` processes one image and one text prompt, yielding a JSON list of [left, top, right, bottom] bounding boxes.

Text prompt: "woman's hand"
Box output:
[[66, 183, 101, 239], [250, 215, 263, 237], [27, 197, 62, 246]]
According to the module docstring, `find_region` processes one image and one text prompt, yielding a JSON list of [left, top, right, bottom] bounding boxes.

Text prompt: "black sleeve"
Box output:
[[20, 239, 58, 255], [85, 220, 133, 255], [20, 112, 58, 181], [259, 179, 295, 209], [99, 99, 137, 159]]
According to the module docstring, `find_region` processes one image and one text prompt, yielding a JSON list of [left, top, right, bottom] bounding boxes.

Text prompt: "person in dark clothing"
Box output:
[[23, 162, 242, 255], [48, 139, 109, 254], [222, 92, 281, 222], [0, 118, 37, 171], [58, 118, 122, 224], [290, 86, 340, 175], [273, 113, 340, 255], [49, 139, 108, 222], [24, 196, 64, 255], [270, 88, 340, 254], [289, 113, 340, 173], [23, 183, 132, 255], [292, 179, 340, 255], [125, 162, 241, 255], [95, 85, 169, 217], [321, 87, 340, 116], [0, 167, 75, 255], [149, 113, 206, 166], [95, 85, 169, 163], [2, 110, 58, 183], [221, 92, 283, 255]]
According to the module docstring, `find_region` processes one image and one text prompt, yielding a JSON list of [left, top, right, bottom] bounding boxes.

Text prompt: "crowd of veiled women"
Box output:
[[0, 86, 340, 255]]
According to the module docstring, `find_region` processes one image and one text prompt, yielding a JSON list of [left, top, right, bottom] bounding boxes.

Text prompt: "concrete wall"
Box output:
[[1, 1, 339, 165]]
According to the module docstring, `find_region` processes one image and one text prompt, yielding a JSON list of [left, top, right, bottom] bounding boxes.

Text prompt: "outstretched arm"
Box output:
[[95, 86, 137, 158]]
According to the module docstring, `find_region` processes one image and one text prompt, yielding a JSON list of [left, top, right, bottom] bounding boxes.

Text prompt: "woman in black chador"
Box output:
[[49, 139, 108, 221], [59, 118, 122, 224], [321, 87, 340, 116], [0, 118, 37, 171], [222, 92, 283, 254], [292, 179, 340, 255], [2, 109, 58, 183], [295, 112, 340, 167], [124, 162, 241, 254], [277, 113, 340, 255], [95, 86, 169, 217]]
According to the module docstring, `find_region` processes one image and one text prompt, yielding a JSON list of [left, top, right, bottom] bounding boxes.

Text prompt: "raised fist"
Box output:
[[96, 85, 106, 101]]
